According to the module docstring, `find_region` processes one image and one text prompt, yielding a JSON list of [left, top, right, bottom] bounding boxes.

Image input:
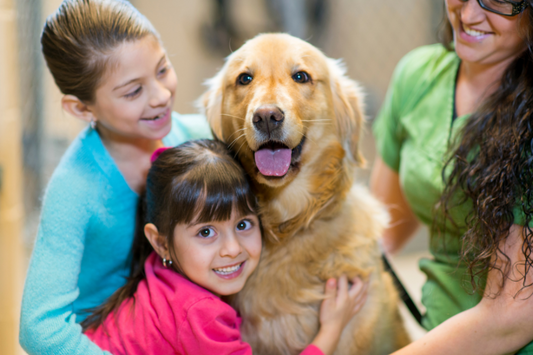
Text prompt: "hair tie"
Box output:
[[151, 147, 171, 163]]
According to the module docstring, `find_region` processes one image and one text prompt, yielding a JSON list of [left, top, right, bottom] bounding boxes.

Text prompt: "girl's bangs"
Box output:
[[168, 164, 257, 228]]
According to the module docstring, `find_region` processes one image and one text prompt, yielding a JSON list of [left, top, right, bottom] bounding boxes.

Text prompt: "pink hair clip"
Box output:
[[151, 147, 171, 163]]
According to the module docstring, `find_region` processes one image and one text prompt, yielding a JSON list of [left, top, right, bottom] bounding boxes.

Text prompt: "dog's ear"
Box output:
[[327, 58, 365, 166], [197, 68, 225, 142]]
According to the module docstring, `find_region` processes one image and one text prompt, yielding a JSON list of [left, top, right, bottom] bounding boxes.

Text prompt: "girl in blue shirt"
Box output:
[[19, 1, 211, 354]]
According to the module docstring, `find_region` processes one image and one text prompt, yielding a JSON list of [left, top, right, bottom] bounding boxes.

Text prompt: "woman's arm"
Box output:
[[19, 172, 111, 355], [393, 224, 533, 355], [370, 157, 420, 254]]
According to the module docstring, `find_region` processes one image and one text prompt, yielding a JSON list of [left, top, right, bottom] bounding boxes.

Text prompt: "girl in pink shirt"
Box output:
[[83, 139, 367, 355]]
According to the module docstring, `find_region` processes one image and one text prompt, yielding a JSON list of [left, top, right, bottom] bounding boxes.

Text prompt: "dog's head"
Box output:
[[201, 34, 364, 189]]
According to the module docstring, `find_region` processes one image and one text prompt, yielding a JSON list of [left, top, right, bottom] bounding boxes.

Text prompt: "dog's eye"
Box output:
[[237, 73, 253, 85], [292, 71, 310, 83]]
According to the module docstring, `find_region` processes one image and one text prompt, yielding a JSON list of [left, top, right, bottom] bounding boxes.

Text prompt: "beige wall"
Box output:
[[0, 0, 25, 354]]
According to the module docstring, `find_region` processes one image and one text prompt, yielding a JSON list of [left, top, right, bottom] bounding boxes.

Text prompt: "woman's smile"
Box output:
[[460, 22, 493, 42], [446, 0, 527, 66]]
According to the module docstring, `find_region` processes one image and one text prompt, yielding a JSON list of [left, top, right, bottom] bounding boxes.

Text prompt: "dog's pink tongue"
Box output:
[[254, 148, 291, 176]]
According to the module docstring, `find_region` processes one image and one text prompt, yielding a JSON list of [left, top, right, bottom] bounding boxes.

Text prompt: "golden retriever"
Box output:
[[201, 33, 410, 355]]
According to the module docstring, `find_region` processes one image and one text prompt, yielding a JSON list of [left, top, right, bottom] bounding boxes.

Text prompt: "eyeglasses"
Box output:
[[460, 0, 528, 16]]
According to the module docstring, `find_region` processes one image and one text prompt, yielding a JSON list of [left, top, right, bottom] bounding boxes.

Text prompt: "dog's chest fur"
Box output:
[[231, 186, 397, 355]]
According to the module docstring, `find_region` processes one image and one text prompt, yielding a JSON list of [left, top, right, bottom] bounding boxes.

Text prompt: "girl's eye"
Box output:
[[198, 227, 216, 238], [125, 86, 142, 98], [292, 71, 310, 83], [236, 219, 252, 231], [237, 73, 253, 85], [158, 65, 170, 75]]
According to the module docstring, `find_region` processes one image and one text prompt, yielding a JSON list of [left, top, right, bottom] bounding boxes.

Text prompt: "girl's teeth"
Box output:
[[144, 114, 162, 121], [213, 263, 243, 275], [464, 25, 487, 37]]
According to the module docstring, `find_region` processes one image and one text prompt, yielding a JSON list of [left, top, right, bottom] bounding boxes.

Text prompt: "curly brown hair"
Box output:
[[438, 1, 533, 294]]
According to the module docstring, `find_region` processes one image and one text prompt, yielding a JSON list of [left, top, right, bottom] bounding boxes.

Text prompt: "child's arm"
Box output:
[[19, 171, 111, 355], [311, 275, 369, 355]]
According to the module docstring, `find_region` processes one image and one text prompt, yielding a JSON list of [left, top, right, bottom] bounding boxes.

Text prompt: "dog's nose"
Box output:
[[253, 106, 284, 137]]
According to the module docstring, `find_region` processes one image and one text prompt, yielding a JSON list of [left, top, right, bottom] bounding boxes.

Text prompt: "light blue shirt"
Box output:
[[20, 112, 212, 355]]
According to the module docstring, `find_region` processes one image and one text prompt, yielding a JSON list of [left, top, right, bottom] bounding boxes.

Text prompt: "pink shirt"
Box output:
[[86, 252, 323, 355]]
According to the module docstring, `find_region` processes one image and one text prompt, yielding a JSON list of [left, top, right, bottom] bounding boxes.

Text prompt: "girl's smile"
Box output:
[[138, 107, 171, 130], [213, 260, 246, 279]]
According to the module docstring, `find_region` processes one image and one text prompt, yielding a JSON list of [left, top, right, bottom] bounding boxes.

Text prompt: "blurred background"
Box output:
[[0, 0, 445, 353]]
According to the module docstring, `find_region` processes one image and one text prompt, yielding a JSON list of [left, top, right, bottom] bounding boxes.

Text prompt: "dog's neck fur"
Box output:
[[254, 141, 354, 245]]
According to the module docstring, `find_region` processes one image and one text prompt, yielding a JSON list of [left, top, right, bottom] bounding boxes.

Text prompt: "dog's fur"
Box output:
[[201, 33, 410, 355]]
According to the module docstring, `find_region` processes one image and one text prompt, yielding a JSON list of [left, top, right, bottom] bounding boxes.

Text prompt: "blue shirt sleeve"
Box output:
[[19, 165, 112, 355]]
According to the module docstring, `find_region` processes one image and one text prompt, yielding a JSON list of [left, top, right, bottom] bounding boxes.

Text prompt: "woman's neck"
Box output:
[[455, 57, 515, 117], [98, 127, 164, 193]]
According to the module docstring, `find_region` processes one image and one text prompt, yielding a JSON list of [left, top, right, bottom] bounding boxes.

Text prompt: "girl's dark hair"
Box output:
[[41, 0, 158, 103], [82, 139, 258, 330], [437, 2, 533, 294]]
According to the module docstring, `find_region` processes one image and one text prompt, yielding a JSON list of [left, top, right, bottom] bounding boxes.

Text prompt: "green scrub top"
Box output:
[[373, 44, 533, 354]]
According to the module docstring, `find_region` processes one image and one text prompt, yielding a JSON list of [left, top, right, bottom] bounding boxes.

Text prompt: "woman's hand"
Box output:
[[311, 275, 369, 355]]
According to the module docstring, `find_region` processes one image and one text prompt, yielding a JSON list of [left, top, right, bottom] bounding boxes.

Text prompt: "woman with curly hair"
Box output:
[[372, 0, 533, 354]]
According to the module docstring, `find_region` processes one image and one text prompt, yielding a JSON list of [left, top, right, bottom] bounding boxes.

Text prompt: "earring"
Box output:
[[90, 119, 96, 129], [162, 257, 173, 268]]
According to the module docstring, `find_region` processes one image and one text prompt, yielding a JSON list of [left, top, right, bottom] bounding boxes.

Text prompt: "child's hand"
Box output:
[[311, 275, 369, 355], [320, 275, 368, 332]]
